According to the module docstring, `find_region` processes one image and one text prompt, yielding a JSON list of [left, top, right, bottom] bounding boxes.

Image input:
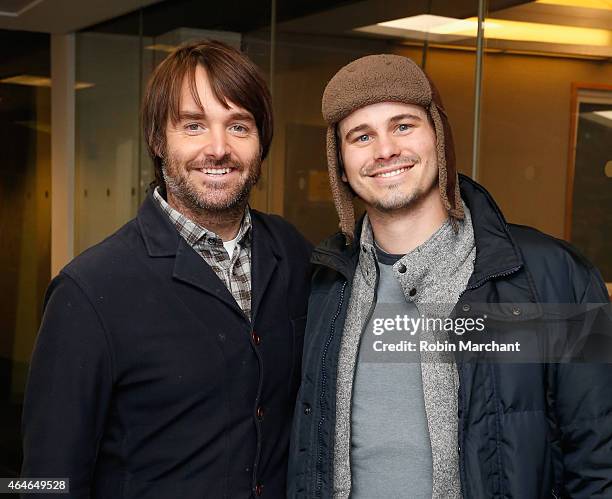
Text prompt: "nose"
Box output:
[[203, 126, 230, 160], [373, 132, 400, 162]]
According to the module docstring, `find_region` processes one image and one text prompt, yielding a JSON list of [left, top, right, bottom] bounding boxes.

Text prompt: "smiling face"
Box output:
[[338, 101, 440, 214], [163, 64, 261, 214]]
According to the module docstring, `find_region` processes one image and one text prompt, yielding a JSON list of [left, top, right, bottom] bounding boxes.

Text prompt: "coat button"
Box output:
[[256, 406, 265, 419], [462, 304, 471, 312], [304, 404, 312, 415], [409, 288, 417, 297], [255, 483, 263, 496], [251, 331, 261, 345], [512, 306, 521, 316], [398, 264, 407, 273]]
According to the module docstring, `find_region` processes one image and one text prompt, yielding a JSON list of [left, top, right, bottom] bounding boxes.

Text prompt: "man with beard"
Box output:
[[22, 40, 312, 498], [288, 54, 612, 498]]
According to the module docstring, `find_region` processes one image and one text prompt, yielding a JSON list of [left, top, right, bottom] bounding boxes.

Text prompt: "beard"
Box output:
[[162, 152, 262, 214], [370, 183, 426, 212], [361, 155, 437, 213]]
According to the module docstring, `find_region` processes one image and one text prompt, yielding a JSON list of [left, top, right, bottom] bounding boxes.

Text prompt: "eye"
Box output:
[[397, 123, 414, 132], [357, 134, 370, 143], [230, 124, 249, 135], [185, 123, 203, 132]]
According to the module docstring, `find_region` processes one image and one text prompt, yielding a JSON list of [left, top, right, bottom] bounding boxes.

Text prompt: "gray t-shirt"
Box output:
[[350, 248, 433, 499]]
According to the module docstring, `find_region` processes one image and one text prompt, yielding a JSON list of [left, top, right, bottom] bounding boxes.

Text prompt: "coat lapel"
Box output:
[[138, 193, 283, 322], [138, 192, 245, 319], [172, 237, 243, 315]]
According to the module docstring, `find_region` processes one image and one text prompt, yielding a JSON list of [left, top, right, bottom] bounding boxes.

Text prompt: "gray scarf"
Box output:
[[333, 203, 476, 499]]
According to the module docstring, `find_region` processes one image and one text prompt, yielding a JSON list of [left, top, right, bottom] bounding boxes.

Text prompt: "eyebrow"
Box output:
[[177, 110, 255, 122], [344, 123, 371, 141], [178, 111, 206, 121], [344, 113, 424, 140], [227, 111, 255, 123], [389, 113, 424, 123]]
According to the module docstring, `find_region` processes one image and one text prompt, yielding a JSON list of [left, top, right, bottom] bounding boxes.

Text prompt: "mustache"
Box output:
[[361, 155, 420, 176], [187, 155, 241, 170]]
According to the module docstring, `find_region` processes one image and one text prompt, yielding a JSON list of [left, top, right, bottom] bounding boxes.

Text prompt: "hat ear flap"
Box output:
[[429, 103, 464, 221], [326, 126, 356, 244]]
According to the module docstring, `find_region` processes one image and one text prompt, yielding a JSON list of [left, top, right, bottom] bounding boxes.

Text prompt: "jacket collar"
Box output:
[[138, 191, 182, 257], [310, 221, 362, 282], [312, 174, 524, 289], [458, 174, 523, 288], [137, 191, 278, 320]]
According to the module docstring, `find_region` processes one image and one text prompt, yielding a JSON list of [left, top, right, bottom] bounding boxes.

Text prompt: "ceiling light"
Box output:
[[379, 14, 490, 32], [360, 15, 612, 47], [1, 75, 50, 87], [398, 40, 607, 59], [0, 75, 94, 89], [15, 121, 51, 134], [581, 110, 612, 128], [374, 14, 501, 40], [144, 44, 178, 53], [461, 17, 612, 46], [593, 110, 612, 120], [535, 0, 612, 10]]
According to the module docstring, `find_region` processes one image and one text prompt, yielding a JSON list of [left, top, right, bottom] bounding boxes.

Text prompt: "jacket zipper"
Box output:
[[315, 280, 347, 497], [343, 257, 381, 497], [314, 253, 381, 497], [461, 265, 522, 297], [455, 264, 521, 499]]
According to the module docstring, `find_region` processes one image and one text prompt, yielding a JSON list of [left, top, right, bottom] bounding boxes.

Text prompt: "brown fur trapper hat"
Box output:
[[322, 54, 464, 243]]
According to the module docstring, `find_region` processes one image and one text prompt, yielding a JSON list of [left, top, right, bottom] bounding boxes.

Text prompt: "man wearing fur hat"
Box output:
[[287, 54, 612, 498]]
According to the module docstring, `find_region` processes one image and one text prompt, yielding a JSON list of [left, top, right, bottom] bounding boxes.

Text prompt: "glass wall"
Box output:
[[75, 28, 145, 253], [1, 0, 611, 480], [74, 2, 274, 254], [73, 1, 612, 289], [479, 0, 612, 247], [267, 0, 485, 242], [0, 30, 51, 477], [75, 0, 483, 247]]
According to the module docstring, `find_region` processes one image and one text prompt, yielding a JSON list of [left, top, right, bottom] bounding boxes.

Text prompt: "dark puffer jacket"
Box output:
[[288, 175, 612, 499]]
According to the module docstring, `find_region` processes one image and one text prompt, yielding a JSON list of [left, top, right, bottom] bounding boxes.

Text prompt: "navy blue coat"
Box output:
[[288, 175, 612, 498], [22, 193, 312, 498]]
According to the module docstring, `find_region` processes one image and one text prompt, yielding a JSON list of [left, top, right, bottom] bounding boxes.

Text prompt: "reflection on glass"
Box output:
[[571, 95, 612, 281], [75, 1, 273, 252], [73, 0, 611, 254], [0, 30, 50, 477], [266, 0, 479, 243], [478, 1, 612, 249]]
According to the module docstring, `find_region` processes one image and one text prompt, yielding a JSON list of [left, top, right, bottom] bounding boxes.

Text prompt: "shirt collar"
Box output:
[[356, 205, 473, 288], [153, 186, 252, 249]]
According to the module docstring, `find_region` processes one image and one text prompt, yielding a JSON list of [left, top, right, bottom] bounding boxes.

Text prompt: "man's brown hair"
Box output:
[[142, 39, 273, 192]]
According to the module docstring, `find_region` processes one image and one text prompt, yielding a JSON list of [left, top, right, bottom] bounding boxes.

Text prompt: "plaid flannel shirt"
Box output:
[[153, 187, 253, 320]]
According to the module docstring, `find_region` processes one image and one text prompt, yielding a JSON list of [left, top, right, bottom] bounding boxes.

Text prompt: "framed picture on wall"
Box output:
[[566, 83, 612, 297]]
